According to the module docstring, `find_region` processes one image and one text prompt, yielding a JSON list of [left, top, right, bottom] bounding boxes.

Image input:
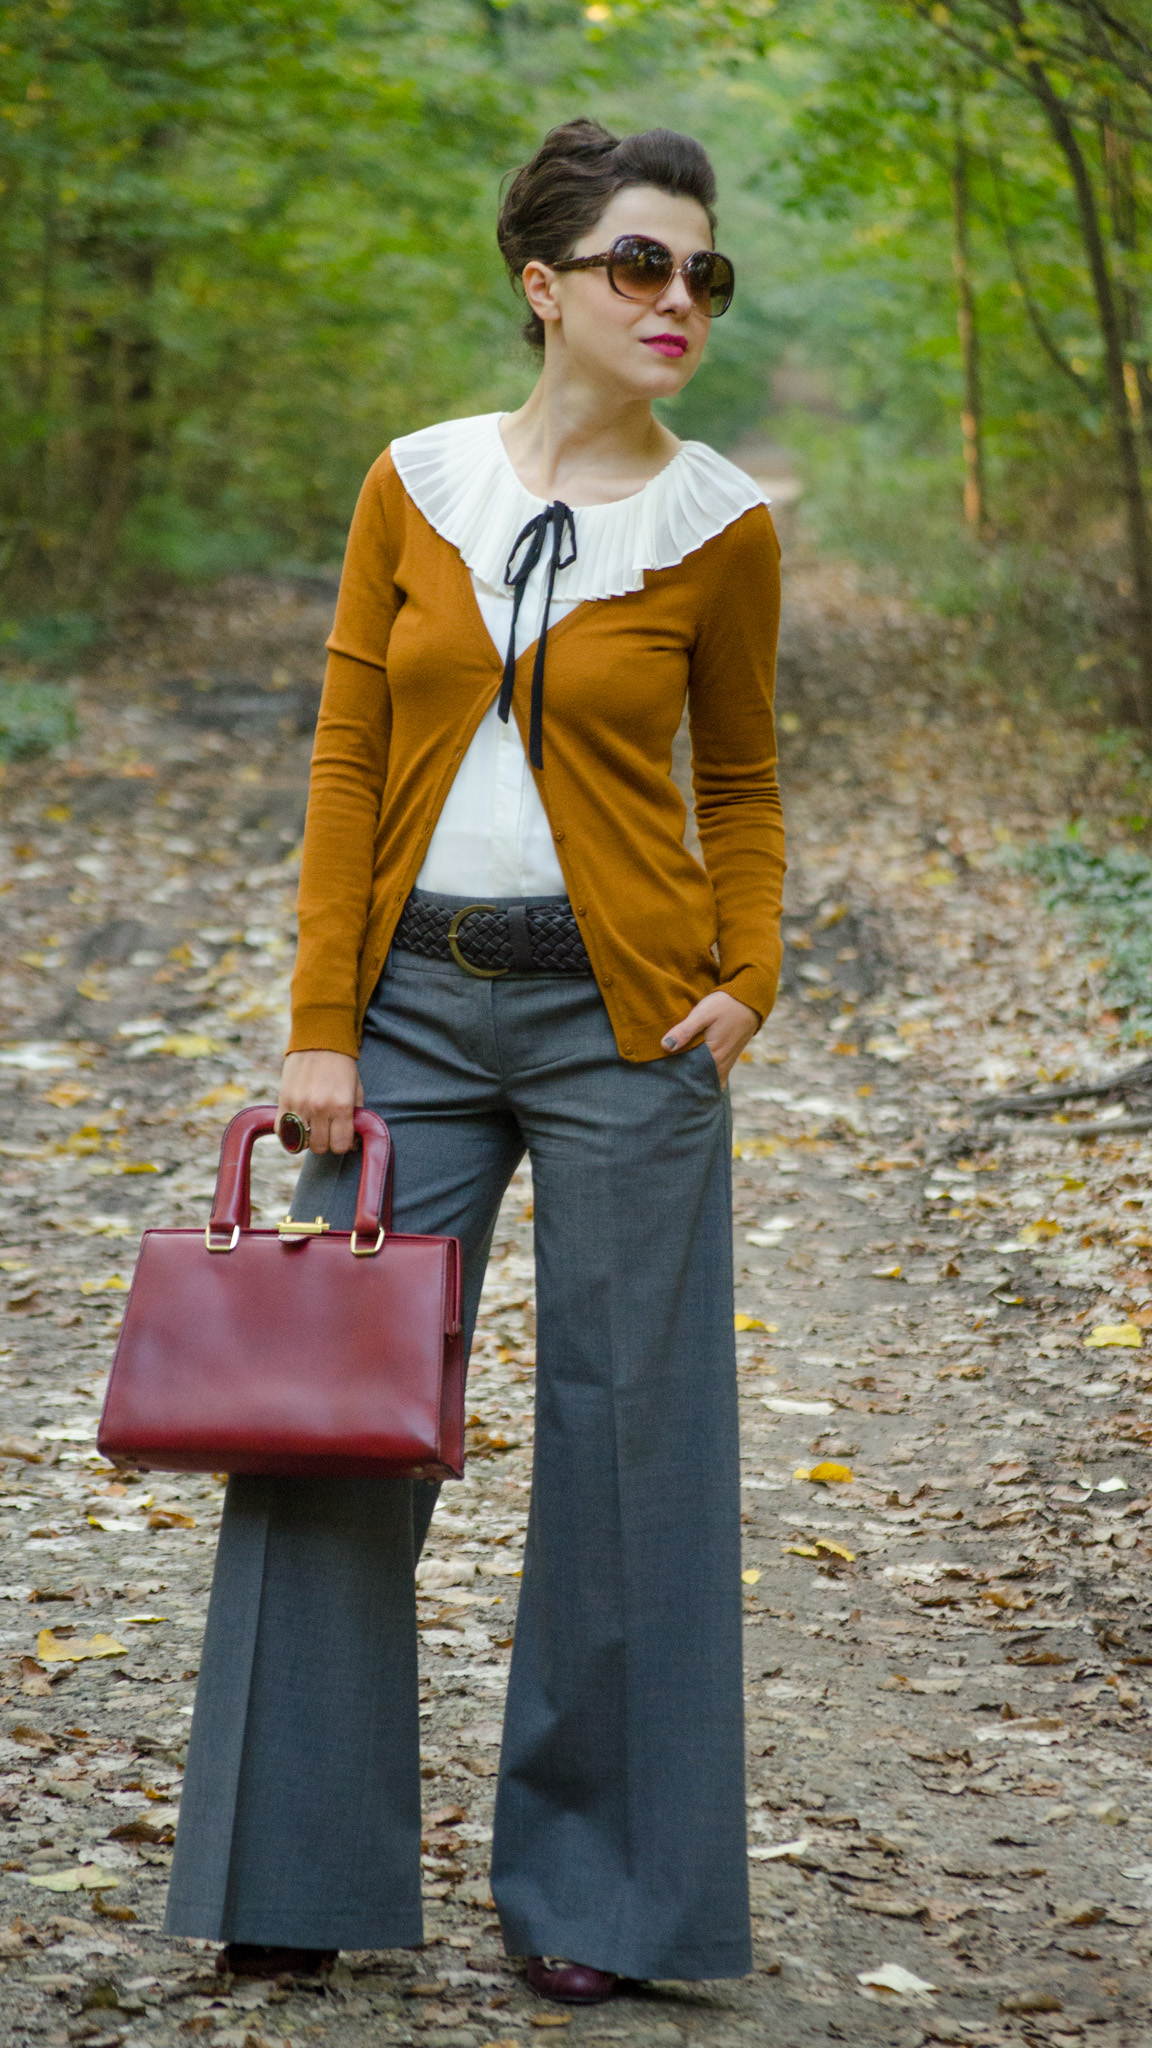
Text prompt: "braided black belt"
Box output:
[[393, 895, 594, 978]]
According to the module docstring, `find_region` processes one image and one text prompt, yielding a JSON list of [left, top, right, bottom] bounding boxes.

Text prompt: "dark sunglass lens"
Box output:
[[707, 254, 735, 315], [610, 236, 674, 298], [680, 253, 714, 309]]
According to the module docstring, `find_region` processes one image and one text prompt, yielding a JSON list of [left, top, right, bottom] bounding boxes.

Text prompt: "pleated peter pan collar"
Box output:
[[389, 410, 771, 602]]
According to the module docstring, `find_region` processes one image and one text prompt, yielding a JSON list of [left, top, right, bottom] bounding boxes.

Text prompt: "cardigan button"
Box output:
[[553, 828, 565, 842]]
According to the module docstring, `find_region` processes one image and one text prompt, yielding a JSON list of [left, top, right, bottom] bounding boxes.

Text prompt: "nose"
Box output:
[[654, 269, 696, 319]]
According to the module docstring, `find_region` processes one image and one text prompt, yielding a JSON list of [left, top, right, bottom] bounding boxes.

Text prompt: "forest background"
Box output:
[[7, 0, 1152, 762]]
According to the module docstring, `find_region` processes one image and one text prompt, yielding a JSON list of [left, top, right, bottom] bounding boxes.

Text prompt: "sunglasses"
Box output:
[[551, 234, 735, 318]]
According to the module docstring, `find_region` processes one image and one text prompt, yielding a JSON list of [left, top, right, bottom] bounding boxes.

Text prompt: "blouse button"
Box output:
[[575, 903, 587, 917], [553, 828, 565, 842]]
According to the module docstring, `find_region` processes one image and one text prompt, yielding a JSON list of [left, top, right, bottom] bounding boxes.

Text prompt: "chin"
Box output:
[[619, 353, 696, 399]]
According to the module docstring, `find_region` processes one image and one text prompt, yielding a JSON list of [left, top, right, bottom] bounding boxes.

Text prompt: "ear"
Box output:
[[521, 259, 563, 328]]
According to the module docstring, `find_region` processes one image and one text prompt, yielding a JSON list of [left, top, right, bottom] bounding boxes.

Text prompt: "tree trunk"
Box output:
[[950, 94, 987, 534], [1030, 59, 1152, 725], [1101, 110, 1152, 436]]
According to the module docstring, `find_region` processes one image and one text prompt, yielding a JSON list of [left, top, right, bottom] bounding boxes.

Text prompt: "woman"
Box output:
[[165, 117, 785, 2006]]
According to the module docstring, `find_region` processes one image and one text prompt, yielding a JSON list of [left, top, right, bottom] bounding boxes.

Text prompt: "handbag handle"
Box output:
[[206, 1105, 394, 1254]]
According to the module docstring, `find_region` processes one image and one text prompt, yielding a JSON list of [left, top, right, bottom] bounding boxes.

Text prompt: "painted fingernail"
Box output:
[[662, 1035, 677, 1050]]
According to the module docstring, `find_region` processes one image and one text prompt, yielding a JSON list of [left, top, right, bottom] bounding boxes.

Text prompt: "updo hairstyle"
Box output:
[[497, 118, 718, 350]]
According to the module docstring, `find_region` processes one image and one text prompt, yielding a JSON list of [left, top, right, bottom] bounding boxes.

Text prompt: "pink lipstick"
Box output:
[[643, 333, 688, 359]]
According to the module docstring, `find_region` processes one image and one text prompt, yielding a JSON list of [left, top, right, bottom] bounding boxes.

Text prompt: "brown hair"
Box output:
[[497, 118, 718, 350]]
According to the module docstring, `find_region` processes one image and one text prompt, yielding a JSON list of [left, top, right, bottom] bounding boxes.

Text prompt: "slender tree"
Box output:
[[951, 90, 989, 531]]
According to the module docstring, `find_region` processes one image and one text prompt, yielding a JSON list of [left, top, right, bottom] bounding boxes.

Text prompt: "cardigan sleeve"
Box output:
[[687, 504, 786, 1026], [288, 456, 402, 1056]]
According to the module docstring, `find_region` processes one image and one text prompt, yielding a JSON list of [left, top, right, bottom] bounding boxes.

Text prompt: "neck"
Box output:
[[501, 350, 678, 504]]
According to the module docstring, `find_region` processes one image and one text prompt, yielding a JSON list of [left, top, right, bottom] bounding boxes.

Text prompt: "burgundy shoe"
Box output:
[[216, 1945, 337, 1979], [525, 1956, 618, 2005]]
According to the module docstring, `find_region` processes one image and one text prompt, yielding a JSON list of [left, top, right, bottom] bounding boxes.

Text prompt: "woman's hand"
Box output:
[[277, 1050, 364, 1155], [662, 990, 760, 1089]]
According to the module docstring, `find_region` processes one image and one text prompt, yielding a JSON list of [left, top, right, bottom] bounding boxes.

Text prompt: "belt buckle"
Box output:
[[447, 903, 509, 979]]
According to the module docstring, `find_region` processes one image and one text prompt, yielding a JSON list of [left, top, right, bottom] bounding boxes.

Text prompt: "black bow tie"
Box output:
[[498, 501, 577, 769]]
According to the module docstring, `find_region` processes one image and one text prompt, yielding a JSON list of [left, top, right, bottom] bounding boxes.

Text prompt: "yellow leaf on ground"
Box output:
[[871, 1264, 903, 1280], [195, 1083, 247, 1108], [795, 1462, 854, 1485], [815, 1539, 856, 1562], [741, 1569, 761, 1585], [43, 1082, 94, 1107], [26, 1866, 119, 1892], [1085, 1323, 1143, 1348], [734, 1313, 767, 1331], [148, 1508, 195, 1530], [783, 1543, 821, 1559], [1019, 1219, 1062, 1243], [157, 1034, 219, 1057], [80, 1274, 127, 1294], [37, 1630, 127, 1664]]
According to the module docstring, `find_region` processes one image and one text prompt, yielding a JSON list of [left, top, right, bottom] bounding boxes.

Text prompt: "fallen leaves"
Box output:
[[977, 1587, 1034, 1611], [857, 1963, 937, 2001], [25, 1866, 120, 1892], [735, 1313, 768, 1331], [783, 1539, 856, 1563], [36, 1630, 126, 1664], [107, 1816, 175, 1844], [1084, 1322, 1144, 1348], [417, 1558, 477, 1591], [794, 1461, 854, 1484], [0, 1434, 43, 1461]]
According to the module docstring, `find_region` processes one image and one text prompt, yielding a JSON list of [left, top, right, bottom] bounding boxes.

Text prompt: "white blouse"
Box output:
[[389, 412, 770, 900]]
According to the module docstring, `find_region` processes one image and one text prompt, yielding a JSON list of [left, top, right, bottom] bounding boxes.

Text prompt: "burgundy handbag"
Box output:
[[97, 1105, 465, 1480]]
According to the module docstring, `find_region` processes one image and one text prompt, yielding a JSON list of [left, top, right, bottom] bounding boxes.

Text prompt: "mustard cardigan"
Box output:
[[289, 449, 785, 1065]]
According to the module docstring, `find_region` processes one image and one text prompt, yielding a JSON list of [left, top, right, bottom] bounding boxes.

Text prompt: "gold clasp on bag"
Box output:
[[205, 1223, 241, 1253], [277, 1215, 330, 1242], [350, 1225, 385, 1256]]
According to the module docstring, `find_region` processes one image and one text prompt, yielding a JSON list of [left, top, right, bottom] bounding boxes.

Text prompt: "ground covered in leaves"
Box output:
[[1, 562, 1152, 2048]]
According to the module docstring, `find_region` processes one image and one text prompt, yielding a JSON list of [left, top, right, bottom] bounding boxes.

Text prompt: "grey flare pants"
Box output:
[[164, 913, 752, 1982]]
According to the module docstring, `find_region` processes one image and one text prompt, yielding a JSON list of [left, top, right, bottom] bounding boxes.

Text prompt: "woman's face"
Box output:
[[523, 184, 717, 399]]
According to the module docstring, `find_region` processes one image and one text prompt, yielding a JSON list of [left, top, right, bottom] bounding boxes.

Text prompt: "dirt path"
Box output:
[[1, 564, 1151, 2048]]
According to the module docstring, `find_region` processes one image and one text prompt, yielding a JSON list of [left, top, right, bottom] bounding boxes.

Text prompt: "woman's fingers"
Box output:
[[661, 1000, 711, 1053], [325, 1104, 358, 1155], [662, 992, 761, 1087], [278, 1049, 361, 1156]]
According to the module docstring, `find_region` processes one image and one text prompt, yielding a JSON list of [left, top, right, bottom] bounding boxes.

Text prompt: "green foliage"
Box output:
[[1023, 827, 1152, 1036], [0, 0, 540, 600], [5, 0, 1152, 714], [0, 613, 100, 668], [0, 680, 78, 761]]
